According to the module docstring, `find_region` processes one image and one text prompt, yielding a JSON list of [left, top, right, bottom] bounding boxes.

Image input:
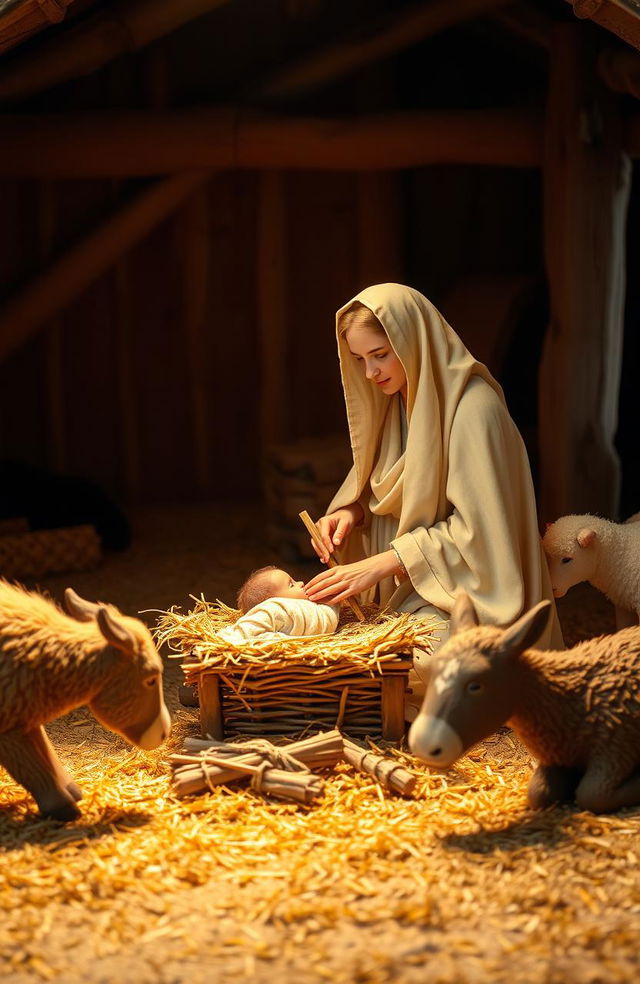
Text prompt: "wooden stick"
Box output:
[[193, 754, 324, 804], [299, 510, 365, 622], [343, 739, 417, 796], [172, 730, 343, 796]]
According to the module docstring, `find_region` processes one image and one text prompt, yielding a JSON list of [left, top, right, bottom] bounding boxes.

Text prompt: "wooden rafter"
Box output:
[[568, 0, 640, 52], [0, 0, 74, 56], [0, 0, 230, 103], [256, 0, 511, 103]]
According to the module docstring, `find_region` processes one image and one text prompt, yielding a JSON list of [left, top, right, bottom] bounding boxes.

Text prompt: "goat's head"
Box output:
[[408, 593, 551, 769], [64, 588, 171, 750]]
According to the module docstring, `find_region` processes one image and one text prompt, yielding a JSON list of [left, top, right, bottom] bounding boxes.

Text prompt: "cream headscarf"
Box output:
[[327, 283, 563, 649]]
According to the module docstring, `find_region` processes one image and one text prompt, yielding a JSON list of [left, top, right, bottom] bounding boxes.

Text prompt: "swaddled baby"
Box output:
[[219, 565, 339, 645]]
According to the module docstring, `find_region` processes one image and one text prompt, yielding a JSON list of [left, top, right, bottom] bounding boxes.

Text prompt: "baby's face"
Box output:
[[270, 569, 307, 600]]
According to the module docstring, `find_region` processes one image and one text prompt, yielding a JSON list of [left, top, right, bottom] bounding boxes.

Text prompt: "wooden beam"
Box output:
[[0, 107, 545, 177], [538, 24, 631, 519], [0, 0, 230, 104], [568, 0, 640, 53], [491, 2, 553, 51], [35, 179, 66, 472], [0, 170, 211, 365], [256, 0, 510, 103], [0, 0, 73, 56], [599, 43, 640, 96]]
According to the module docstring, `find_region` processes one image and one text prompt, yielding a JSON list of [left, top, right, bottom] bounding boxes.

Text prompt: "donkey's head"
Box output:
[[64, 588, 171, 750], [408, 593, 551, 769]]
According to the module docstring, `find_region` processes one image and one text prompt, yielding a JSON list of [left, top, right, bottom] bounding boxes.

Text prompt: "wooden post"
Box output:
[[35, 180, 66, 472], [182, 186, 214, 493], [198, 674, 224, 740], [257, 170, 289, 452], [380, 674, 407, 742], [109, 60, 142, 500], [356, 172, 403, 289], [538, 24, 631, 520]]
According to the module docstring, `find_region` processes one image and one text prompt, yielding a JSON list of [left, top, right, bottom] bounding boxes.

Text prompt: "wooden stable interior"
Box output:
[[2, 0, 640, 527]]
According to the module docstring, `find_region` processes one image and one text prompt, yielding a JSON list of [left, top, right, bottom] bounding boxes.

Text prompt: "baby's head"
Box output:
[[236, 566, 307, 614]]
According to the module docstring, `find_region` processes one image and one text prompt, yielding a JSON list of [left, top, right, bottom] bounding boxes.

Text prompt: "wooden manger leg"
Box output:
[[198, 674, 224, 740], [381, 675, 407, 743]]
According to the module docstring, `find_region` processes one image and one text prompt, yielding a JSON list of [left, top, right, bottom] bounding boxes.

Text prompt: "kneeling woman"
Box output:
[[304, 284, 563, 716]]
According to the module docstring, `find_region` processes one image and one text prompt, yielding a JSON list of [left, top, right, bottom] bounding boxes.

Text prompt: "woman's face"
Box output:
[[345, 325, 407, 402]]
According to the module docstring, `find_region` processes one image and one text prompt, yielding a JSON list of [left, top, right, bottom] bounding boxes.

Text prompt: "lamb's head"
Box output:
[[64, 588, 171, 750], [542, 515, 601, 598], [408, 594, 551, 769]]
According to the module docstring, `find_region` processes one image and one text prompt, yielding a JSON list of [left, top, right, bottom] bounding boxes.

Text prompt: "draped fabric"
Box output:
[[219, 599, 339, 644], [327, 283, 563, 650]]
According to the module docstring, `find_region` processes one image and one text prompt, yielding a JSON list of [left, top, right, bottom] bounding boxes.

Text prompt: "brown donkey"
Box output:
[[0, 582, 170, 821], [408, 593, 640, 813]]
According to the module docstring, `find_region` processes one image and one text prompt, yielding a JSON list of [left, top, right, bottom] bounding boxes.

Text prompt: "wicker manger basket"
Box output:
[[155, 599, 441, 742]]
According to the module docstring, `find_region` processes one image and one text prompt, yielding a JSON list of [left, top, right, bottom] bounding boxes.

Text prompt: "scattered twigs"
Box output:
[[197, 755, 324, 805], [168, 729, 417, 803], [170, 730, 343, 798], [299, 509, 365, 621], [343, 738, 417, 796]]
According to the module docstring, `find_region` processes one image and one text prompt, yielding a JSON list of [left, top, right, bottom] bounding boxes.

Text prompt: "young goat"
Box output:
[[0, 581, 171, 821], [543, 512, 640, 629], [408, 593, 640, 813]]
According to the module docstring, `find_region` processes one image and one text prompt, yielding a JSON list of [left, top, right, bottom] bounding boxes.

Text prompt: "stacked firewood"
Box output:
[[168, 729, 417, 804], [262, 434, 353, 560]]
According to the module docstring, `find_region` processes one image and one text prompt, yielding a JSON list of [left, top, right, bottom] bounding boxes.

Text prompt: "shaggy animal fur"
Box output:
[[408, 593, 640, 813], [542, 513, 640, 629], [0, 580, 170, 821]]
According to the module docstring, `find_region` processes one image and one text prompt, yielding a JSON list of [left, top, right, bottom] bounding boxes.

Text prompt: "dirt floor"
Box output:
[[1, 502, 639, 984]]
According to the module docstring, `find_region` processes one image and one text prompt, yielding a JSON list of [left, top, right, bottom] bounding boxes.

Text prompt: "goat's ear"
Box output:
[[449, 593, 479, 636], [97, 607, 136, 652], [63, 587, 101, 622], [577, 528, 596, 549], [499, 601, 552, 658]]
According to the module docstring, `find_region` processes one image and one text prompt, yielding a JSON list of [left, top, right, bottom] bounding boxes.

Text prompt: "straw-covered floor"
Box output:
[[1, 503, 639, 984]]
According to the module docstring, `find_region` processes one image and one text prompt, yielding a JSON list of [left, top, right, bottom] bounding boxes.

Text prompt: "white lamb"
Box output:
[[542, 512, 640, 629]]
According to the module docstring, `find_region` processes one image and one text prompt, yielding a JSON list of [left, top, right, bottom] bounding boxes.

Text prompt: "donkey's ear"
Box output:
[[449, 593, 479, 636], [499, 601, 552, 658], [63, 587, 101, 622], [97, 607, 136, 652]]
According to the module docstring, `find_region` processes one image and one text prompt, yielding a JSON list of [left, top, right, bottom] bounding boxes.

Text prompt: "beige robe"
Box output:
[[327, 283, 564, 655]]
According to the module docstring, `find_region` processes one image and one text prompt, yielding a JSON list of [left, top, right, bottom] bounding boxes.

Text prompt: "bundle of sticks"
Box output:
[[168, 729, 417, 804]]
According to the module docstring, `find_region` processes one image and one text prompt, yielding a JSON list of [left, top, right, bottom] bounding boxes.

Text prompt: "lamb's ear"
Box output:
[[577, 528, 596, 549], [449, 593, 479, 636], [499, 601, 552, 658], [97, 607, 136, 652], [63, 587, 101, 622]]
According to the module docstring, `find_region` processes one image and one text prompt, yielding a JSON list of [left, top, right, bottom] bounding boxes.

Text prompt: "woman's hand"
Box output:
[[313, 503, 364, 563], [305, 550, 400, 604]]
